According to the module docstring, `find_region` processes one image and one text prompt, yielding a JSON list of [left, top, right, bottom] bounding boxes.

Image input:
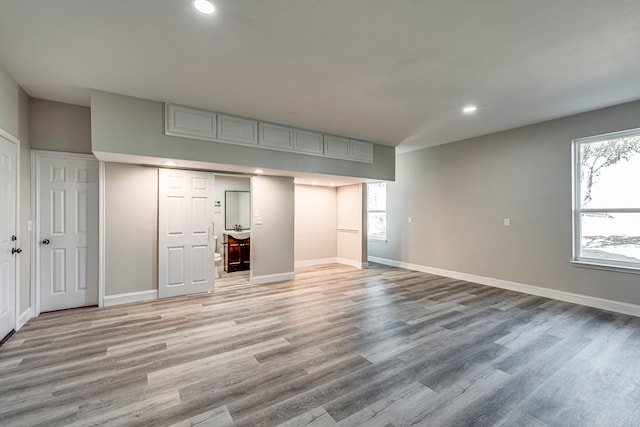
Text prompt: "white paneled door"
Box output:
[[158, 169, 215, 298], [37, 153, 98, 312], [0, 135, 17, 339]]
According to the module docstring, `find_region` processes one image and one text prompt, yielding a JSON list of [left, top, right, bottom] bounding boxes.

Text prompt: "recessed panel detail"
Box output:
[[167, 247, 184, 287], [191, 245, 208, 284], [76, 247, 87, 290], [191, 178, 208, 191], [168, 196, 185, 235], [0, 154, 10, 171], [76, 168, 88, 183], [51, 166, 66, 182], [174, 110, 215, 135], [168, 176, 184, 190], [0, 184, 8, 238], [77, 191, 87, 233], [51, 249, 66, 294], [191, 197, 208, 235], [0, 259, 9, 313], [51, 190, 66, 235]]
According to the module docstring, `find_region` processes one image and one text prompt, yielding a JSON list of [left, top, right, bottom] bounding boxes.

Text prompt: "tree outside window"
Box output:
[[574, 130, 640, 268], [367, 182, 387, 240]]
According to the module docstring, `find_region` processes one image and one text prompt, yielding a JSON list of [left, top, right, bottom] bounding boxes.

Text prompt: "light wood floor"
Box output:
[[2, 263, 640, 426]]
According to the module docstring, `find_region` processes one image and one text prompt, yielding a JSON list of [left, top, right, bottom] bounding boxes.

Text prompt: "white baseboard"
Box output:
[[18, 308, 31, 330], [368, 256, 640, 318], [295, 258, 338, 268], [103, 290, 158, 307], [252, 272, 295, 285], [295, 257, 367, 269], [337, 258, 367, 269]]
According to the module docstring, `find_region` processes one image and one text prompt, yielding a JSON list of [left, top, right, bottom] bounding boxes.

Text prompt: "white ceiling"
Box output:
[[2, 0, 640, 152]]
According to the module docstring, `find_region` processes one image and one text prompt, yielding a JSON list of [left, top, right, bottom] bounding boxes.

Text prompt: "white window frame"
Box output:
[[572, 128, 640, 272], [367, 182, 387, 242]]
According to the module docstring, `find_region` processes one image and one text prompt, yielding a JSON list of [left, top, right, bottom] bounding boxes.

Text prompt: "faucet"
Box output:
[[234, 224, 242, 231]]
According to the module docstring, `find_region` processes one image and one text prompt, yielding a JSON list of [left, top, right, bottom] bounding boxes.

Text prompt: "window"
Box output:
[[573, 129, 640, 270], [367, 182, 387, 240]]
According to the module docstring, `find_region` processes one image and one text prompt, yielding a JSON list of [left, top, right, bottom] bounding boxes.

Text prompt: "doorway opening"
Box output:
[[214, 175, 251, 283]]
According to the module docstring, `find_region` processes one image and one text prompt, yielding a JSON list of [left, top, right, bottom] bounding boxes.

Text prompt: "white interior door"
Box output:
[[158, 169, 215, 298], [0, 135, 17, 339], [37, 153, 98, 312]]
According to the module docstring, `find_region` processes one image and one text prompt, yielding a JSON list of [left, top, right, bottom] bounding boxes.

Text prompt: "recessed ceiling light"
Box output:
[[311, 181, 318, 186], [462, 105, 477, 114], [254, 169, 264, 174], [163, 161, 177, 166], [194, 0, 215, 15], [329, 183, 336, 187]]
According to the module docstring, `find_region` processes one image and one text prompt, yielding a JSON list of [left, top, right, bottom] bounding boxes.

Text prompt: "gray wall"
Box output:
[[295, 185, 337, 262], [0, 66, 20, 137], [337, 184, 367, 267], [30, 98, 91, 154], [370, 99, 640, 305], [91, 90, 395, 181], [104, 163, 158, 296], [252, 176, 295, 279]]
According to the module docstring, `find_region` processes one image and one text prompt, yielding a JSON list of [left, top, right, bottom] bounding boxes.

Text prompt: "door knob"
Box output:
[[41, 239, 50, 245], [12, 248, 22, 254]]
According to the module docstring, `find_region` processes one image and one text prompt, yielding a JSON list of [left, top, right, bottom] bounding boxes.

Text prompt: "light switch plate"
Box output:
[[255, 217, 262, 225], [503, 218, 511, 227]]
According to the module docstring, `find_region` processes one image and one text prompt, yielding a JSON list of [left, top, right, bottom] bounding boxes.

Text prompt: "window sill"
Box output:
[[570, 260, 640, 275]]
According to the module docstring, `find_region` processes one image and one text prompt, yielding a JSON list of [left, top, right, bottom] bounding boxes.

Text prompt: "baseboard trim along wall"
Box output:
[[295, 258, 339, 268], [18, 308, 31, 330], [295, 258, 368, 269], [368, 256, 640, 318], [103, 290, 158, 307], [336, 258, 367, 269], [252, 272, 295, 285]]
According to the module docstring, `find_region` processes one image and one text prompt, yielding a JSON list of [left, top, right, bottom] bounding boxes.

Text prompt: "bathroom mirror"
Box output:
[[225, 191, 251, 230]]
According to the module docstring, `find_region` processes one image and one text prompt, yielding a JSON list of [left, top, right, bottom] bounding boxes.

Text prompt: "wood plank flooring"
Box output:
[[2, 263, 640, 426]]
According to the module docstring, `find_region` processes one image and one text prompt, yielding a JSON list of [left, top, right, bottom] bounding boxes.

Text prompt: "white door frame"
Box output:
[[98, 161, 105, 308], [0, 128, 20, 332], [31, 150, 100, 316]]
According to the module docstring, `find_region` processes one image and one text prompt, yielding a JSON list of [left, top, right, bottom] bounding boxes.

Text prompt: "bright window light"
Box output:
[[367, 182, 387, 241], [572, 128, 640, 270]]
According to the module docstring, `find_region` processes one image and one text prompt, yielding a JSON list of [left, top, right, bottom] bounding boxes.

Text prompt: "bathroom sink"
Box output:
[[225, 231, 250, 240]]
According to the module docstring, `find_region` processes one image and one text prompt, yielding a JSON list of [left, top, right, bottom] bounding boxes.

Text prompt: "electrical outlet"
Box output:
[[408, 216, 413, 223], [503, 218, 511, 227]]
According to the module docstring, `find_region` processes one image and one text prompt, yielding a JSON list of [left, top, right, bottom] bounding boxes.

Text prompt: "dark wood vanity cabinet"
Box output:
[[224, 235, 250, 272]]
